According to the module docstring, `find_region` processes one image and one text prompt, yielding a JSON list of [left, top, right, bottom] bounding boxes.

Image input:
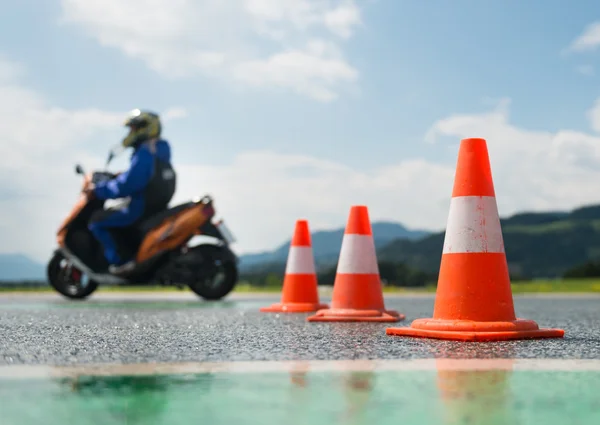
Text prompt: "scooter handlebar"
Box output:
[[91, 171, 117, 184]]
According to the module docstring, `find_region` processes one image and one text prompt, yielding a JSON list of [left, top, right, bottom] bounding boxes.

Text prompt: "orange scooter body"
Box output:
[[56, 173, 215, 263], [57, 173, 92, 248], [136, 201, 214, 263]]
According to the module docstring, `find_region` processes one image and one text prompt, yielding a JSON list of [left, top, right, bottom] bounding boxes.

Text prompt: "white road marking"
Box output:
[[0, 359, 599, 379]]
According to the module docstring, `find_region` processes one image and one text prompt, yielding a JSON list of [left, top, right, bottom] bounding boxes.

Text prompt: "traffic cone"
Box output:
[[386, 137, 565, 341], [307, 205, 404, 322], [260, 219, 328, 313]]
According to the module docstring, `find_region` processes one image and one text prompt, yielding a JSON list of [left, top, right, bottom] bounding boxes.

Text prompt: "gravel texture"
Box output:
[[0, 293, 598, 366]]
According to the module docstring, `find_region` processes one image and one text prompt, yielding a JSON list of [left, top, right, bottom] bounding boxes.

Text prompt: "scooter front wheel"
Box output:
[[47, 251, 99, 300]]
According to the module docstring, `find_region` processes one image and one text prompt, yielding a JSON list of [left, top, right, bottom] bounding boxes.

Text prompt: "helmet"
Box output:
[[121, 109, 162, 148]]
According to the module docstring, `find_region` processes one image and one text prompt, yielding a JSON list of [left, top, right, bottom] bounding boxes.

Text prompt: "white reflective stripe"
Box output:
[[443, 196, 505, 254], [285, 246, 316, 274], [336, 234, 379, 274]]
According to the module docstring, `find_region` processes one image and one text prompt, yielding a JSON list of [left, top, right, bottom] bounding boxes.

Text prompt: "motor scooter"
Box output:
[[47, 154, 238, 300]]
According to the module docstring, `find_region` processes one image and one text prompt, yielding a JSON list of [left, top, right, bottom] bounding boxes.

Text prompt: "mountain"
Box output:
[[5, 203, 600, 282], [0, 254, 46, 281], [377, 204, 600, 279], [239, 221, 431, 272]]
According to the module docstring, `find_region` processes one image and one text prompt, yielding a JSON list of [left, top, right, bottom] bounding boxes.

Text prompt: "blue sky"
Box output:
[[1, 0, 600, 262]]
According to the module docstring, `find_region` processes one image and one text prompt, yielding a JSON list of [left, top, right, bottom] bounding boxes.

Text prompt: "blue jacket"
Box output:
[[93, 139, 172, 219]]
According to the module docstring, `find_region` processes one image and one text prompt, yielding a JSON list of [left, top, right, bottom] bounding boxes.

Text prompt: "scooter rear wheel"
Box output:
[[47, 251, 99, 300], [188, 259, 238, 300], [186, 245, 238, 301]]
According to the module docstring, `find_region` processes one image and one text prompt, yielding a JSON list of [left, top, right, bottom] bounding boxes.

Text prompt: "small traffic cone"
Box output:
[[260, 219, 328, 313], [386, 137, 565, 341], [307, 205, 404, 322]]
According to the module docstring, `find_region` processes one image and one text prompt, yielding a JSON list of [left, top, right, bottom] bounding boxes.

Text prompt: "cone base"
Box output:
[[307, 308, 405, 323], [260, 302, 329, 313], [386, 317, 565, 341]]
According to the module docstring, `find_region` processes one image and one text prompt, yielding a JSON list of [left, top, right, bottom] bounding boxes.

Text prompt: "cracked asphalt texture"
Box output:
[[0, 292, 598, 366]]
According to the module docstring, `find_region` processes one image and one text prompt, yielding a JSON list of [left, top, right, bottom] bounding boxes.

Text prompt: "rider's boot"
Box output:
[[109, 260, 136, 275]]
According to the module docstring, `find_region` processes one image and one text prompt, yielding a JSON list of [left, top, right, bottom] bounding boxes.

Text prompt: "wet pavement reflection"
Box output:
[[1, 359, 600, 425]]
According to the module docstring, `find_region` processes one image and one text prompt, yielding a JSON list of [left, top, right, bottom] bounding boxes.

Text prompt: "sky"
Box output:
[[2, 0, 600, 263]]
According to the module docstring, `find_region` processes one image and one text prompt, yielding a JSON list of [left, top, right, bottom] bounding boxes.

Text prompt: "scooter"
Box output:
[[47, 154, 239, 301]]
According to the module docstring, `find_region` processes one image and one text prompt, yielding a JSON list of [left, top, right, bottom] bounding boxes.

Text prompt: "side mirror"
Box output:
[[105, 151, 114, 168], [75, 164, 84, 175]]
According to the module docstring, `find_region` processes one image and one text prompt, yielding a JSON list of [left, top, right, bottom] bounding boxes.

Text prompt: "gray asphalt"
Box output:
[[0, 292, 599, 366]]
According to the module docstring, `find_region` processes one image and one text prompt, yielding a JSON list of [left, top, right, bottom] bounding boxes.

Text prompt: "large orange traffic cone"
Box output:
[[307, 205, 404, 322], [260, 219, 328, 313], [386, 137, 565, 341]]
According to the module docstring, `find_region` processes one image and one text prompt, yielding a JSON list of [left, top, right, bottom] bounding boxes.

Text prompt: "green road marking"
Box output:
[[0, 361, 599, 425], [0, 292, 275, 300], [4, 277, 600, 295], [0, 300, 259, 310], [0, 293, 274, 310]]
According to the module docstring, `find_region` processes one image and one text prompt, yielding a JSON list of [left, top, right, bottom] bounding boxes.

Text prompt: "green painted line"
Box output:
[[0, 363, 598, 425], [0, 300, 254, 310], [4, 277, 600, 295], [0, 293, 274, 310]]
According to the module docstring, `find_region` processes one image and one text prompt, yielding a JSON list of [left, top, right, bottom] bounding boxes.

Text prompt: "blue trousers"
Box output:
[[88, 204, 143, 266]]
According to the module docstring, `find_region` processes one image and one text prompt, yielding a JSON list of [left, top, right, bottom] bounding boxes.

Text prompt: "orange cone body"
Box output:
[[307, 205, 404, 322], [386, 138, 564, 341], [260, 220, 328, 313]]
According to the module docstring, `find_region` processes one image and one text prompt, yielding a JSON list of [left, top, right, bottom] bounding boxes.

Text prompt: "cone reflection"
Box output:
[[436, 359, 520, 425], [339, 370, 374, 425]]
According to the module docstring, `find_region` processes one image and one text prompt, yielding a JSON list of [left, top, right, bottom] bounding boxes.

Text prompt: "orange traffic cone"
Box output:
[[307, 205, 405, 322], [386, 137, 565, 341], [260, 219, 329, 313]]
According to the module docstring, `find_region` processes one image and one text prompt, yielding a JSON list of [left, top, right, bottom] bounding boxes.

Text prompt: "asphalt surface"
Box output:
[[0, 292, 599, 366]]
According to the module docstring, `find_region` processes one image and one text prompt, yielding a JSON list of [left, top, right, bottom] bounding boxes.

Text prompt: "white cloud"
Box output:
[[232, 40, 357, 101], [172, 152, 455, 254], [576, 65, 595, 76], [163, 107, 189, 121], [426, 99, 600, 215], [170, 97, 600, 256], [587, 98, 600, 132], [324, 3, 362, 39], [4, 56, 600, 265], [567, 21, 600, 53], [0, 57, 187, 262], [59, 0, 361, 102], [0, 56, 24, 81]]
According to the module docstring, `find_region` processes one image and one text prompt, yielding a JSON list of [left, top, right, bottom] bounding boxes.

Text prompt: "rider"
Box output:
[[87, 109, 177, 274]]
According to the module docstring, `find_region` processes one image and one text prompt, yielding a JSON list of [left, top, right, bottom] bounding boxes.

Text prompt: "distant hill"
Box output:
[[0, 254, 46, 281], [377, 204, 600, 279], [239, 221, 431, 272], [0, 222, 429, 281], [4, 204, 600, 282]]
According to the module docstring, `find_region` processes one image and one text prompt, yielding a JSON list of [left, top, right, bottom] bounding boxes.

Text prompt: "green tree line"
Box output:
[[240, 256, 600, 289], [563, 260, 600, 278], [1, 257, 599, 290], [241, 260, 436, 288]]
